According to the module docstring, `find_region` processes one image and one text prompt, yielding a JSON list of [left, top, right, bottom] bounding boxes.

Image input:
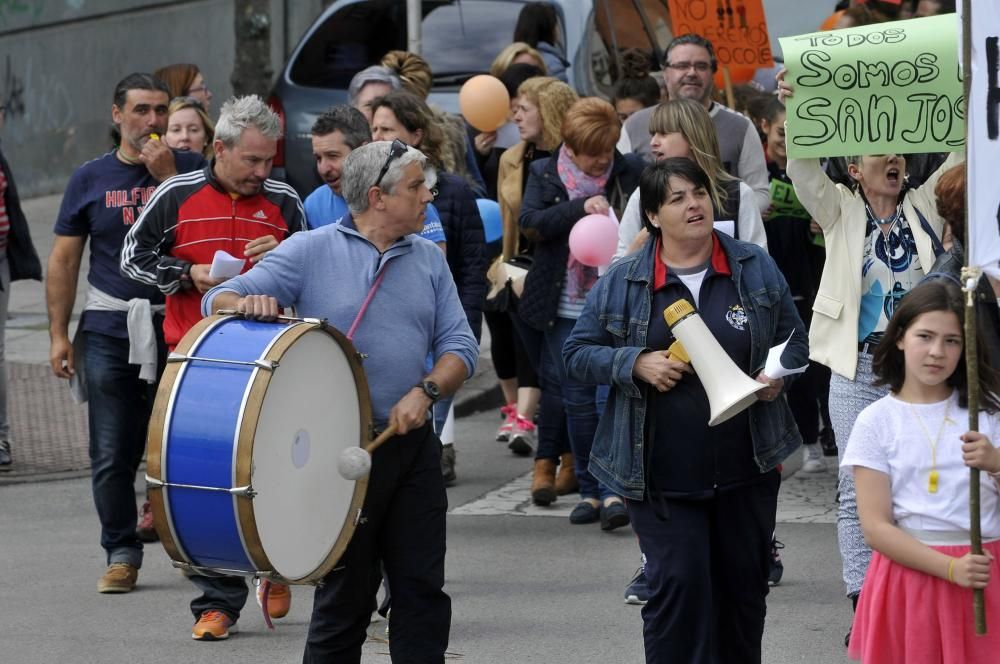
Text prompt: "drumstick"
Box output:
[[337, 425, 399, 480], [364, 424, 398, 454]]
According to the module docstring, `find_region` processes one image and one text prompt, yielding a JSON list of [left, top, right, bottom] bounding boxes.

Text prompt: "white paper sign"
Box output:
[[764, 332, 808, 379], [965, 5, 1000, 281], [208, 250, 245, 280]]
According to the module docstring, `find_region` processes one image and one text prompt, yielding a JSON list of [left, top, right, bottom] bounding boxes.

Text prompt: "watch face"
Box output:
[[423, 381, 440, 400]]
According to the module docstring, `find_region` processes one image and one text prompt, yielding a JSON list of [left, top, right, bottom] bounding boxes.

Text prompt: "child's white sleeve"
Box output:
[[840, 409, 890, 474]]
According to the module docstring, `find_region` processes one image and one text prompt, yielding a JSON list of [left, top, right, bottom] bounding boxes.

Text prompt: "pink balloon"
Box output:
[[569, 214, 619, 267]]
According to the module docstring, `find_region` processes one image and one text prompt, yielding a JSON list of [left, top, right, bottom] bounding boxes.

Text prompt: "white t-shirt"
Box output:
[[841, 392, 1000, 539]]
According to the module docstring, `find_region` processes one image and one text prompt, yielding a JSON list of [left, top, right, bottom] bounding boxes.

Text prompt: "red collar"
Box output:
[[653, 233, 730, 291]]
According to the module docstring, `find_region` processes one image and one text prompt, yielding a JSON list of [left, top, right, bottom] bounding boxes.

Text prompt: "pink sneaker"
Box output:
[[496, 403, 517, 443], [508, 415, 536, 457]]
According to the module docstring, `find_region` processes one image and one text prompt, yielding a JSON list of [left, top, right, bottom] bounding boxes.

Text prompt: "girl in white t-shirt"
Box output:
[[842, 280, 1000, 662]]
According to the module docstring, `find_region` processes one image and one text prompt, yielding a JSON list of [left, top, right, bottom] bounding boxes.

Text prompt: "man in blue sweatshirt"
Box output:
[[202, 140, 478, 663]]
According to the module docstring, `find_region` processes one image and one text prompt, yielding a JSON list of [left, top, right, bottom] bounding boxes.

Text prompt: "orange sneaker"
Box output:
[[192, 610, 237, 641], [256, 580, 291, 619]]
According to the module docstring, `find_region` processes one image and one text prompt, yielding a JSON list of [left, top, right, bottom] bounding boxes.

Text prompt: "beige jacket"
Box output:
[[497, 141, 529, 260], [786, 152, 961, 380]]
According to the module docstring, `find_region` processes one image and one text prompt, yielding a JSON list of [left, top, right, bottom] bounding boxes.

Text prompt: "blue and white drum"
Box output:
[[146, 314, 373, 584]]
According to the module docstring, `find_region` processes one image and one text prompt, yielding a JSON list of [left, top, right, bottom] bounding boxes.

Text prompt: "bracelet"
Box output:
[[947, 558, 956, 583]]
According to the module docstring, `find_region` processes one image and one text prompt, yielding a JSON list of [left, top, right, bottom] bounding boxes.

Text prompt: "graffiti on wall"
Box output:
[[2, 54, 73, 132]]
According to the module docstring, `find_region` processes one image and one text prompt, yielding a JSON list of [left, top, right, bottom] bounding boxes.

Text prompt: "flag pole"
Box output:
[[960, 0, 986, 636]]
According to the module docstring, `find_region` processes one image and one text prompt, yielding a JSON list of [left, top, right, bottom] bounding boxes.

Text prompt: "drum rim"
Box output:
[[148, 314, 376, 585], [235, 319, 374, 583]]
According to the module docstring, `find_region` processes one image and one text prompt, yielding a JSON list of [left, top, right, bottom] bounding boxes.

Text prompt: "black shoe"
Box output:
[[624, 562, 649, 605], [569, 501, 600, 524], [600, 501, 630, 531], [819, 427, 838, 457], [768, 537, 785, 586], [0, 440, 11, 470]]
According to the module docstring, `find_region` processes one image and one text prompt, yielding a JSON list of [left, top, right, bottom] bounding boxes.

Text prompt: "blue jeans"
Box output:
[[83, 329, 165, 567], [543, 317, 613, 501]]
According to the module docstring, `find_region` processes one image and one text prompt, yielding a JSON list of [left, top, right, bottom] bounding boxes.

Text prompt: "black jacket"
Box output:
[[434, 172, 487, 341], [927, 240, 1000, 365], [0, 146, 42, 286], [518, 149, 643, 331]]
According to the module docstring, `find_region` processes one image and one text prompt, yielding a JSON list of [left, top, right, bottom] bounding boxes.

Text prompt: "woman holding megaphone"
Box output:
[[563, 158, 808, 663]]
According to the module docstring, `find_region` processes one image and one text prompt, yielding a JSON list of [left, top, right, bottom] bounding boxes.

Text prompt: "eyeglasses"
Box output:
[[374, 139, 409, 188], [188, 85, 210, 94], [665, 61, 712, 73]]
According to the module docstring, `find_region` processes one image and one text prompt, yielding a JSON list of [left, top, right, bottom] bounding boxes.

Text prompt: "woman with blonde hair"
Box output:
[[487, 77, 577, 481], [615, 98, 766, 258], [163, 97, 215, 159], [489, 42, 548, 78], [498, 77, 578, 259]]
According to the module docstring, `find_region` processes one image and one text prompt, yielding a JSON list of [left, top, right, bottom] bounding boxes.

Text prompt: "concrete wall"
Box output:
[[0, 0, 328, 198]]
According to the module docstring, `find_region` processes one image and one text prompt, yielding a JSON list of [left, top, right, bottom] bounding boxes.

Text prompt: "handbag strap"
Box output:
[[345, 263, 389, 341], [913, 206, 945, 258]]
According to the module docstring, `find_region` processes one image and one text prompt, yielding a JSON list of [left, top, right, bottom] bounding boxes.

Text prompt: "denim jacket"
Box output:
[[563, 231, 808, 500]]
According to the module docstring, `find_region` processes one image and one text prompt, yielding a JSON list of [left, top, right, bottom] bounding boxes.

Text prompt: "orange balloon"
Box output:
[[459, 75, 510, 132], [713, 64, 756, 89]]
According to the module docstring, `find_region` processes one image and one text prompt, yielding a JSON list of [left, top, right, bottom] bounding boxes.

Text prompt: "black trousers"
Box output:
[[302, 424, 450, 664], [627, 472, 780, 664]]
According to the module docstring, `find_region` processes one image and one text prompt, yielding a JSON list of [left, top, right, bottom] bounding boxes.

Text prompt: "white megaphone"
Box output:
[[663, 299, 766, 426]]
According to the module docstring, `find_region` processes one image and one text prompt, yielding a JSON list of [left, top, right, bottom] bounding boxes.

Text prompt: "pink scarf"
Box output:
[[556, 145, 612, 303]]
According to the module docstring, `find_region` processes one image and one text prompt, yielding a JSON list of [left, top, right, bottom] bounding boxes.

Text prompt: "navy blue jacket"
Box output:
[[517, 149, 643, 331], [563, 231, 808, 500], [434, 172, 487, 341]]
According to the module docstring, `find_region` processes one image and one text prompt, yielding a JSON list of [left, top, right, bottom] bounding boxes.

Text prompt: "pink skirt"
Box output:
[[849, 539, 1000, 663]]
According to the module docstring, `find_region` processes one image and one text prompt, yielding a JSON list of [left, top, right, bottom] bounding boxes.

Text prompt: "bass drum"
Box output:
[[146, 314, 373, 584]]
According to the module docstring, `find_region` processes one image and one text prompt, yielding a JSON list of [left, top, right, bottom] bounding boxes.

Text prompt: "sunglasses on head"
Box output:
[[374, 139, 409, 188]]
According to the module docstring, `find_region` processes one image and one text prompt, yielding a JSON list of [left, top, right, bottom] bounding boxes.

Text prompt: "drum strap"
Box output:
[[345, 264, 389, 341]]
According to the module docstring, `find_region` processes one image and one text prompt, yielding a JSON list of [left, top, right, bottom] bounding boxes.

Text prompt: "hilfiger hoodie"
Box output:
[[120, 163, 305, 347]]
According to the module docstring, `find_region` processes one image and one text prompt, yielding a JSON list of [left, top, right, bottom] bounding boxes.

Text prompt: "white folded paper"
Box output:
[[764, 332, 808, 379], [208, 250, 245, 280]]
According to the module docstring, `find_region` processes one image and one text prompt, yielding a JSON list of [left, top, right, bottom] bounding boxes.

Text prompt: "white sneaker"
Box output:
[[802, 444, 825, 473]]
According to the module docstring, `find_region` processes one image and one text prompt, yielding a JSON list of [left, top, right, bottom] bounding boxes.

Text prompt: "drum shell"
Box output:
[[147, 315, 372, 584]]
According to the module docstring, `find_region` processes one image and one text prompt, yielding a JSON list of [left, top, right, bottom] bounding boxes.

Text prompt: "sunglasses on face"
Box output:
[[374, 138, 409, 188]]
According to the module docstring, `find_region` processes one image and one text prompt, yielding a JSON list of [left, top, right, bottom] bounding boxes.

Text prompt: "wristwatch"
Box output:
[[418, 380, 441, 403]]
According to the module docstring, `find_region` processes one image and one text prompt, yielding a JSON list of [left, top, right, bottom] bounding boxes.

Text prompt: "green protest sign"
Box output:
[[779, 14, 963, 159], [767, 179, 810, 220]]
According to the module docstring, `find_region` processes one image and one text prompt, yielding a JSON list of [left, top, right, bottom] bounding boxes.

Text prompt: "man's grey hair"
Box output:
[[347, 65, 402, 107], [214, 95, 282, 148], [342, 141, 437, 215]]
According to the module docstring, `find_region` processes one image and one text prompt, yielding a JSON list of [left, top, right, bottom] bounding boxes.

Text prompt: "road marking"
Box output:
[[451, 467, 838, 524]]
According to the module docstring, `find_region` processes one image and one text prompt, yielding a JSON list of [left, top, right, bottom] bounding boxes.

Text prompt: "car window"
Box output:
[[290, 0, 566, 89], [590, 0, 671, 95]]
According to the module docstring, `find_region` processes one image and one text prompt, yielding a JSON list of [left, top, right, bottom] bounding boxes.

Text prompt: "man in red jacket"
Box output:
[[120, 94, 305, 641], [121, 94, 305, 348]]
